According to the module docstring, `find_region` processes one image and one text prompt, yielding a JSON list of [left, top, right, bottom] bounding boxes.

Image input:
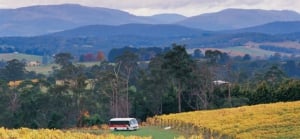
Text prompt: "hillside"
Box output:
[[0, 4, 152, 36], [148, 101, 300, 138], [2, 28, 300, 56], [0, 24, 211, 55], [47, 24, 207, 38], [177, 8, 300, 30], [2, 4, 300, 36], [229, 21, 300, 34]]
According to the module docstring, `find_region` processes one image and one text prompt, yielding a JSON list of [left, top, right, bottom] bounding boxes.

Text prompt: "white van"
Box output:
[[109, 118, 139, 131]]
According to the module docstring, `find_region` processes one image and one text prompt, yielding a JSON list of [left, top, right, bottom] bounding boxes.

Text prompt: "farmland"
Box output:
[[147, 101, 300, 139], [2, 101, 300, 139], [0, 49, 299, 139]]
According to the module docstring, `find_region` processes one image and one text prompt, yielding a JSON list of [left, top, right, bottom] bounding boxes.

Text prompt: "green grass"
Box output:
[[68, 126, 181, 139], [111, 126, 181, 139], [223, 46, 275, 57]]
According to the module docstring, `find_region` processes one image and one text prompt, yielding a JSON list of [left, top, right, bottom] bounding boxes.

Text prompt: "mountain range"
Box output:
[[177, 8, 300, 30], [226, 21, 300, 34], [1, 4, 300, 36], [1, 4, 300, 57]]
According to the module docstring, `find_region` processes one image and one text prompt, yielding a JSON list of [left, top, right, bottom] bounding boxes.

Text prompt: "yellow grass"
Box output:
[[147, 101, 300, 139], [0, 127, 151, 139]]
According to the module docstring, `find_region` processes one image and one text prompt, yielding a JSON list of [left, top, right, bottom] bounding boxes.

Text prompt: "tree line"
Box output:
[[0, 44, 299, 129]]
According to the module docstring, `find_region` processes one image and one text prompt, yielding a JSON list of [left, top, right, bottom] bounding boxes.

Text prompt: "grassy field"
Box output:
[[0, 53, 42, 61], [223, 46, 275, 57], [111, 126, 181, 139], [26, 62, 101, 75], [68, 126, 181, 139], [148, 101, 300, 138]]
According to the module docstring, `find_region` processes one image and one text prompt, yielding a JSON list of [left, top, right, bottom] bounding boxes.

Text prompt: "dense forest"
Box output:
[[0, 44, 299, 129]]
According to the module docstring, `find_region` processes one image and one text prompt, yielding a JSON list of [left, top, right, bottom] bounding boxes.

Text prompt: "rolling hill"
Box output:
[[228, 21, 300, 34], [177, 8, 300, 30], [0, 4, 152, 36], [2, 4, 300, 36], [1, 23, 300, 57], [0, 24, 211, 55], [47, 23, 207, 38], [148, 101, 300, 138]]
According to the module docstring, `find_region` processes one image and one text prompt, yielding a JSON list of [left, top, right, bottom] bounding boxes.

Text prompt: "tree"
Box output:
[[4, 59, 26, 81], [275, 79, 300, 101], [242, 54, 251, 61], [91, 62, 126, 118], [263, 65, 286, 86], [205, 50, 222, 64], [162, 44, 194, 112], [115, 51, 139, 117], [54, 53, 73, 68], [193, 49, 203, 59], [2, 59, 27, 119], [96, 51, 105, 61], [134, 54, 171, 119]]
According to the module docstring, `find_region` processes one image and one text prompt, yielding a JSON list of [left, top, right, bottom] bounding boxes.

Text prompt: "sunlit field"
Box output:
[[147, 101, 300, 138]]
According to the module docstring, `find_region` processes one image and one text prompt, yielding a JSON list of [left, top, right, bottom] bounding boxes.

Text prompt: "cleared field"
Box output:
[[147, 101, 300, 139], [26, 64, 55, 74], [0, 53, 42, 61], [223, 46, 275, 58], [26, 62, 101, 75]]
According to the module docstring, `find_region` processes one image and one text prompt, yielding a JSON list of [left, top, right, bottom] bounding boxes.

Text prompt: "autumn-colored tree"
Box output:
[[96, 51, 105, 61]]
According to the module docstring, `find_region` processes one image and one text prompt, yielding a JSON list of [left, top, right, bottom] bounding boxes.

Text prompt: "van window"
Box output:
[[110, 121, 129, 125], [130, 119, 137, 124]]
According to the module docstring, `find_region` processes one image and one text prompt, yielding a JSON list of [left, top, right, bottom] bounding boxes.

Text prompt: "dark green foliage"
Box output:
[[274, 79, 300, 101], [48, 113, 64, 129], [242, 54, 251, 61], [193, 49, 203, 59], [0, 49, 299, 129], [4, 59, 26, 81], [108, 47, 163, 62]]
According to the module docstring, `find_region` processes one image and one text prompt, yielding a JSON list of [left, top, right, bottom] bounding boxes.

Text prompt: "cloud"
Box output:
[[0, 0, 299, 16]]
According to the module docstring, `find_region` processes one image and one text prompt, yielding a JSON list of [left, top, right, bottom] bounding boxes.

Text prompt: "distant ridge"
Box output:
[[1, 4, 300, 36], [228, 21, 300, 34], [47, 23, 207, 38], [0, 4, 152, 36], [177, 8, 300, 30], [148, 14, 187, 24]]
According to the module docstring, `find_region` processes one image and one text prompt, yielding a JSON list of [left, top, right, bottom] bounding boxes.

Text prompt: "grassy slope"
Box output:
[[152, 101, 300, 138], [0, 53, 42, 61]]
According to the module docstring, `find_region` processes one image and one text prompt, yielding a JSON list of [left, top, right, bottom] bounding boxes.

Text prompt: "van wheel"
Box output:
[[114, 128, 117, 131]]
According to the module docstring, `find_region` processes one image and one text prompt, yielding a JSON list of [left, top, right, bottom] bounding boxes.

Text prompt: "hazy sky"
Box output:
[[0, 0, 299, 16]]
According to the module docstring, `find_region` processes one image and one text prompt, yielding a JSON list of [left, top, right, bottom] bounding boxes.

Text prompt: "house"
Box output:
[[27, 61, 41, 67]]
